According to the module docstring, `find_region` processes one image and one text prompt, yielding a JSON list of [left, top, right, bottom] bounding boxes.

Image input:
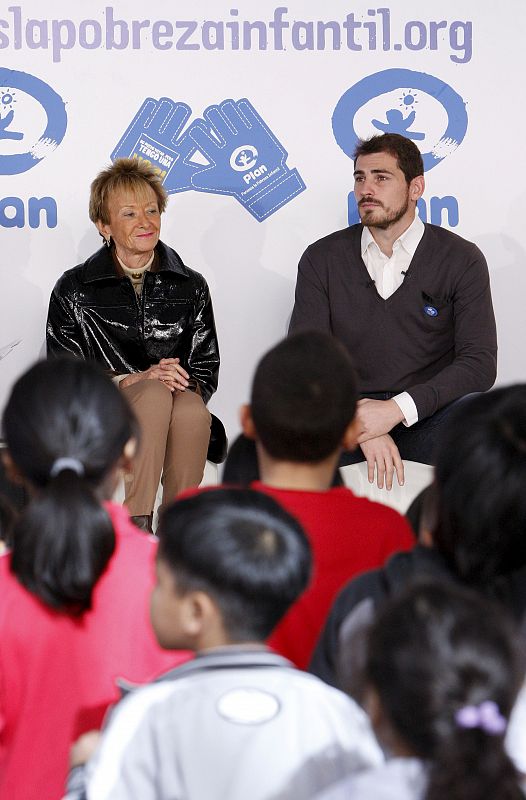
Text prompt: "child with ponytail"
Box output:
[[0, 358, 186, 800], [318, 580, 525, 799]]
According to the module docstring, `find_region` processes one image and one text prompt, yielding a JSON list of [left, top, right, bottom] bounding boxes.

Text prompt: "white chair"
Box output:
[[340, 459, 433, 515]]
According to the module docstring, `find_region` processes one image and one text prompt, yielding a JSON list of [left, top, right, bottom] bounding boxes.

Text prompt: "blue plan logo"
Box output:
[[332, 68, 468, 227], [111, 97, 306, 222], [230, 146, 259, 172], [0, 68, 66, 228], [0, 67, 67, 175]]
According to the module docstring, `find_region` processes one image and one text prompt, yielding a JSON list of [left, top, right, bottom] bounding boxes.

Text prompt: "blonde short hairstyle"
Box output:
[[89, 158, 168, 224]]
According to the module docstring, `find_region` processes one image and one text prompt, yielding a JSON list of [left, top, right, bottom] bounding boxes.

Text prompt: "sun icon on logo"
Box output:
[[399, 90, 418, 110], [0, 86, 22, 140], [0, 89, 16, 108]]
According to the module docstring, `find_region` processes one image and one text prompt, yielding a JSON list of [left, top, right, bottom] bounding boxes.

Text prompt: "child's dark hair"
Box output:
[[250, 331, 357, 462], [365, 580, 523, 800], [2, 358, 137, 613], [432, 386, 526, 586], [157, 488, 311, 640]]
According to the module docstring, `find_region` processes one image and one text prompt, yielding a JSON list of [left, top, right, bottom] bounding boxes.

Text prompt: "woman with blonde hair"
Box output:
[[47, 158, 220, 531]]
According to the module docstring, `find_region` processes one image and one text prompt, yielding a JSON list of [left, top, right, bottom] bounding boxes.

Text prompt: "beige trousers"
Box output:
[[122, 379, 211, 516]]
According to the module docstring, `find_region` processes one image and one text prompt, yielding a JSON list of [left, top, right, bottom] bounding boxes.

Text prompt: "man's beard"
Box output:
[[359, 192, 409, 230]]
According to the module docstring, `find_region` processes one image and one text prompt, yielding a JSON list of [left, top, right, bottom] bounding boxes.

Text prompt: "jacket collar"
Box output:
[[158, 647, 294, 682], [82, 240, 190, 283], [117, 647, 294, 697]]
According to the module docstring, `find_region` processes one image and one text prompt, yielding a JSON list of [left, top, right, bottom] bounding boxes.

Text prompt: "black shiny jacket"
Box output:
[[46, 241, 219, 403]]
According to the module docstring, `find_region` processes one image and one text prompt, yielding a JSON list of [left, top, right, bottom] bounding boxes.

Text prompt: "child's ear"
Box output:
[[1, 450, 25, 486], [183, 590, 231, 649], [239, 404, 257, 440], [342, 417, 360, 451], [364, 685, 383, 729], [364, 684, 409, 756], [183, 591, 218, 637]]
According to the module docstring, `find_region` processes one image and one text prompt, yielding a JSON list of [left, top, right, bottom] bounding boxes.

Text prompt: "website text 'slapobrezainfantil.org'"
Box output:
[[0, 6, 473, 63]]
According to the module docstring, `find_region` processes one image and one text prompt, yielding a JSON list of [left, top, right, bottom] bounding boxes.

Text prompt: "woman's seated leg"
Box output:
[[161, 389, 211, 509], [122, 379, 173, 519]]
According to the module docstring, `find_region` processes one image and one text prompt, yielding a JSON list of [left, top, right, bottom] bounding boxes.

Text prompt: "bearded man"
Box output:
[[289, 133, 497, 488]]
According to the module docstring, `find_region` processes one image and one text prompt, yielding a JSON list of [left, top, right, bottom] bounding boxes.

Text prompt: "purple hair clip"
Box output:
[[455, 701, 507, 735]]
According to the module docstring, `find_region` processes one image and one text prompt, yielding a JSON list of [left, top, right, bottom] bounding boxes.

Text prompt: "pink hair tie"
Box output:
[[455, 701, 507, 735]]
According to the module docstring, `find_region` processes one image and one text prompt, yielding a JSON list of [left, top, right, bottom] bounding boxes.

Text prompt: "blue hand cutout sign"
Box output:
[[112, 96, 305, 221], [188, 98, 305, 221]]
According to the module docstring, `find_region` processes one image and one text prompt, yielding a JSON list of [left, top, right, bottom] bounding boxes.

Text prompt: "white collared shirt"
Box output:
[[360, 215, 425, 426]]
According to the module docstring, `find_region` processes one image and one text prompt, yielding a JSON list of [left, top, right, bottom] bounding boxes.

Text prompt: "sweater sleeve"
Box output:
[[406, 245, 497, 419], [288, 248, 332, 335]]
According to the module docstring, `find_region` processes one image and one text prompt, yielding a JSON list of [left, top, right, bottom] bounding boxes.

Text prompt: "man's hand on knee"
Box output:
[[360, 434, 404, 490], [356, 398, 405, 442]]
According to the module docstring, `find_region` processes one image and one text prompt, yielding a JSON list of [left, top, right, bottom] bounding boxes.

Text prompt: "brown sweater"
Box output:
[[289, 223, 497, 420]]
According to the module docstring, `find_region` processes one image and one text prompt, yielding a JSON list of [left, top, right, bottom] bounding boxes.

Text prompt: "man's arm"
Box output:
[[355, 398, 405, 442], [355, 245, 496, 455], [288, 249, 332, 335], [186, 278, 219, 404], [290, 246, 405, 487], [406, 246, 497, 420]]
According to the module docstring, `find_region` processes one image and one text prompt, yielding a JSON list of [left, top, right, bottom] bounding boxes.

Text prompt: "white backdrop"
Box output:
[[0, 0, 524, 441]]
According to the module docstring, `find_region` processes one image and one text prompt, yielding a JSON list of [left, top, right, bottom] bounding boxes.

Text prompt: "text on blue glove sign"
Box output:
[[111, 97, 306, 222], [111, 98, 197, 192], [136, 137, 176, 172]]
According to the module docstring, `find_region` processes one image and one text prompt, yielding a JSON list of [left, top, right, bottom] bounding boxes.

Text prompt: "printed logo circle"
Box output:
[[230, 145, 258, 172], [332, 68, 468, 173], [0, 68, 67, 175], [424, 305, 439, 317], [216, 687, 280, 724]]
